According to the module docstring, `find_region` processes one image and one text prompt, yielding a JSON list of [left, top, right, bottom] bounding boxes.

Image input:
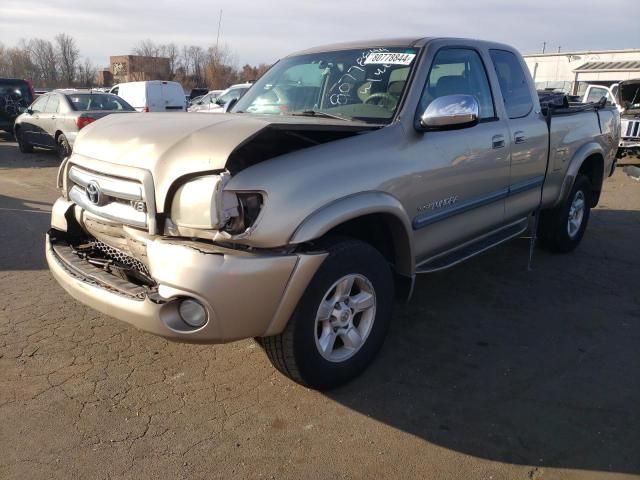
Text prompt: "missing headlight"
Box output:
[[224, 193, 263, 234]]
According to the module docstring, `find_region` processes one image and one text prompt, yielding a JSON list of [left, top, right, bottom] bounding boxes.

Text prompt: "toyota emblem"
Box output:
[[86, 181, 102, 205]]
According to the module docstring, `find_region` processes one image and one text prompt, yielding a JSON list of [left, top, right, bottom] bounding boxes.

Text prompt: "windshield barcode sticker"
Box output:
[[363, 52, 416, 65]]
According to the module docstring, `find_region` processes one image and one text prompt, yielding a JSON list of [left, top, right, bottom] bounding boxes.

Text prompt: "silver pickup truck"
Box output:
[[46, 37, 620, 389]]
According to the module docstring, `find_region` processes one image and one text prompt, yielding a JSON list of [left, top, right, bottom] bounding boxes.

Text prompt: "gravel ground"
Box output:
[[1, 132, 639, 480]]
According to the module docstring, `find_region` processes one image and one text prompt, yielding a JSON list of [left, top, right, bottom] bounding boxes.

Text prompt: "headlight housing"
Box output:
[[170, 173, 262, 234], [171, 175, 233, 229], [224, 192, 263, 235]]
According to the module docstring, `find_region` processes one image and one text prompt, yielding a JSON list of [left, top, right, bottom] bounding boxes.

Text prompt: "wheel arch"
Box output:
[[557, 143, 605, 208], [290, 191, 415, 278]]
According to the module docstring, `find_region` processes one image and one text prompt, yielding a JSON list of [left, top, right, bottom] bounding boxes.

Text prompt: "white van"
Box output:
[[109, 81, 186, 112]]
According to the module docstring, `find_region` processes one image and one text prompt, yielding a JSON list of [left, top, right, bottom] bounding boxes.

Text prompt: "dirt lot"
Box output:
[[1, 131, 639, 480]]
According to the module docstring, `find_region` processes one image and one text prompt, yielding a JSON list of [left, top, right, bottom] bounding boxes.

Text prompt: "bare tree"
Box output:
[[186, 46, 206, 86], [162, 42, 179, 77], [77, 58, 97, 87], [205, 44, 238, 89], [55, 33, 79, 86], [6, 43, 37, 80], [132, 39, 160, 58], [29, 38, 58, 87], [0, 43, 9, 77]]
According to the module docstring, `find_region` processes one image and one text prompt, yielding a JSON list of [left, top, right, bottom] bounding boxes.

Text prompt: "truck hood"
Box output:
[[71, 112, 377, 211]]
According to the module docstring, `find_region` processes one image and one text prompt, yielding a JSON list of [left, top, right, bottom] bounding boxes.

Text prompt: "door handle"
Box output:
[[514, 131, 526, 144], [492, 134, 505, 149]]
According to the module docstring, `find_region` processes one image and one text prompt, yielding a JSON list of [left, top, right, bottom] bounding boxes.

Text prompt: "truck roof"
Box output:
[[287, 37, 517, 57]]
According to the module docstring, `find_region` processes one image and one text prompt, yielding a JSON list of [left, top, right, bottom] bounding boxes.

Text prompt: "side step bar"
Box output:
[[416, 218, 529, 274]]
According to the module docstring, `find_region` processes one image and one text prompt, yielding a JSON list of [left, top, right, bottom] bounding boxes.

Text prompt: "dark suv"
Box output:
[[0, 78, 35, 133]]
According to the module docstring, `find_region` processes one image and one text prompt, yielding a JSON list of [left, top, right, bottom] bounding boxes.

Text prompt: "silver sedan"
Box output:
[[14, 90, 135, 159]]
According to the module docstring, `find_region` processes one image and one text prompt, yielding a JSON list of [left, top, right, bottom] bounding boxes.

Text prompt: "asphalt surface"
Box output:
[[1, 131, 639, 480]]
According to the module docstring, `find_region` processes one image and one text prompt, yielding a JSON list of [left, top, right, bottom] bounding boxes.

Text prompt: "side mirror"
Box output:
[[225, 97, 239, 113], [419, 94, 479, 130]]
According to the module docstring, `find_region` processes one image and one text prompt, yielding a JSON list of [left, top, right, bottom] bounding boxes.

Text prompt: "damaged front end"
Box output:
[[46, 198, 328, 343]]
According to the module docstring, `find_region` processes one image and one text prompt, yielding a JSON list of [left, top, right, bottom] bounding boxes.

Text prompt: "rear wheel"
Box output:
[[56, 134, 71, 159], [258, 238, 394, 390], [538, 174, 592, 253], [16, 128, 33, 153]]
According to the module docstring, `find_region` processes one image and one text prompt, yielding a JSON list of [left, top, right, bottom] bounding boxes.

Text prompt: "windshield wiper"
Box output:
[[288, 110, 352, 121]]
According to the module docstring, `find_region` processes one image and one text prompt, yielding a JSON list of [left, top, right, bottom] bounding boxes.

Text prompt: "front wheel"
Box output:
[[16, 128, 33, 153], [538, 174, 592, 253], [258, 238, 394, 390], [56, 134, 71, 160]]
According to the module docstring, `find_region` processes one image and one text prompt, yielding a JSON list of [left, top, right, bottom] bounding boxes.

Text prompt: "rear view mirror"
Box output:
[[419, 94, 479, 130]]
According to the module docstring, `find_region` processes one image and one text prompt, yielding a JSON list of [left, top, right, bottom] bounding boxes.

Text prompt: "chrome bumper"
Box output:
[[47, 198, 326, 343]]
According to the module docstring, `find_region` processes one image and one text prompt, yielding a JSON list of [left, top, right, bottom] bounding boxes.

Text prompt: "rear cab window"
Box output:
[[489, 49, 534, 118]]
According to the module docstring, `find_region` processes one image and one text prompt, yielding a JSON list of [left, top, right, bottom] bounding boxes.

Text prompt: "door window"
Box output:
[[489, 49, 534, 118], [30, 95, 48, 113], [419, 48, 495, 120], [43, 94, 59, 113]]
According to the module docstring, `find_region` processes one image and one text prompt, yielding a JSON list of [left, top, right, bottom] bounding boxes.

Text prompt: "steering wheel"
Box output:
[[364, 92, 397, 109]]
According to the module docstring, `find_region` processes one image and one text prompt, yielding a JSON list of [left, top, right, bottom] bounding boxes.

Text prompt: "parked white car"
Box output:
[[190, 83, 251, 113], [188, 90, 224, 112], [109, 81, 186, 112]]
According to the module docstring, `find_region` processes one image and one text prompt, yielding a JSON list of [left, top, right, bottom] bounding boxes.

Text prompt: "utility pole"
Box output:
[[542, 41, 546, 54], [557, 45, 562, 53], [216, 9, 223, 54]]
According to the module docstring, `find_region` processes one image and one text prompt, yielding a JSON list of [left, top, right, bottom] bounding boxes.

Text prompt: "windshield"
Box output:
[[66, 93, 134, 111], [233, 47, 419, 123]]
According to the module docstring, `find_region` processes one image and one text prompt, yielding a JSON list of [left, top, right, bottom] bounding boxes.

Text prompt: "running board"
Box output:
[[416, 218, 529, 274]]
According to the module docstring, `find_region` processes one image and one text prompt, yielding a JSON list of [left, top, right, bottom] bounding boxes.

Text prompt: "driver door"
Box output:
[[407, 47, 511, 263], [23, 95, 49, 145]]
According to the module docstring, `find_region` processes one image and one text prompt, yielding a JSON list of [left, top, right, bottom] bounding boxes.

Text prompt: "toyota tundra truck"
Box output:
[[46, 38, 620, 390]]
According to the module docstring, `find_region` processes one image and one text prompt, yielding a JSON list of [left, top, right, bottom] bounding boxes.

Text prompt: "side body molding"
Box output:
[[290, 191, 415, 276], [550, 141, 605, 208]]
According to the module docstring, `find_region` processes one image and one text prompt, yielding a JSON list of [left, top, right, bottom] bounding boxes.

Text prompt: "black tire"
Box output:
[[538, 174, 592, 253], [56, 133, 71, 160], [259, 238, 394, 390], [16, 128, 33, 153]]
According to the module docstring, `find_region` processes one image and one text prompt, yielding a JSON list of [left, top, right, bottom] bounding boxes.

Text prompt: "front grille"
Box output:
[[622, 119, 640, 138], [92, 240, 151, 277], [68, 166, 149, 229]]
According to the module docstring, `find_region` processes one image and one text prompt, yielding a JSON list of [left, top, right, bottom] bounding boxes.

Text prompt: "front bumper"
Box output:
[[46, 199, 326, 343]]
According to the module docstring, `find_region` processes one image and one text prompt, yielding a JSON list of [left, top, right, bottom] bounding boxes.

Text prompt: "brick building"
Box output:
[[96, 55, 171, 86]]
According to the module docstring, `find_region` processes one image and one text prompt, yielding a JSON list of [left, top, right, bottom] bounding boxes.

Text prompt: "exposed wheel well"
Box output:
[[578, 153, 604, 207], [320, 213, 414, 301]]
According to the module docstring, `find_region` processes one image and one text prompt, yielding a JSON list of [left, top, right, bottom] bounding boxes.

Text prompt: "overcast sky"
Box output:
[[1, 0, 638, 67]]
